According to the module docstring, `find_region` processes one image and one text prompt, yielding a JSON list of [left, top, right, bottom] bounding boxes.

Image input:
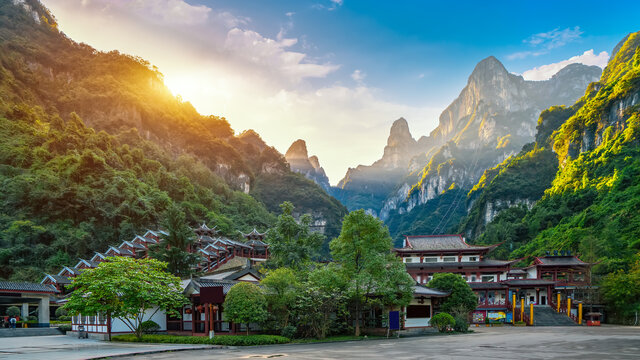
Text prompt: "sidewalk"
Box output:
[[0, 335, 214, 360]]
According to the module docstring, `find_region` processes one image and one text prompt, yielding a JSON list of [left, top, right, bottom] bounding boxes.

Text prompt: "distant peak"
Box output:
[[285, 139, 309, 160], [387, 117, 415, 146], [309, 155, 321, 170], [470, 56, 508, 79]]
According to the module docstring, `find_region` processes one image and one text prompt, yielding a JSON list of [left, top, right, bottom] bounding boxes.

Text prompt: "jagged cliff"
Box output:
[[380, 57, 601, 224], [285, 139, 331, 192]]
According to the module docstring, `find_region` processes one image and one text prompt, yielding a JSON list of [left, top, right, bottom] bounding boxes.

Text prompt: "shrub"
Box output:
[[280, 325, 297, 339], [453, 316, 469, 333], [28, 315, 37, 322], [55, 307, 68, 318], [139, 320, 160, 334], [111, 334, 290, 346], [58, 324, 72, 333], [430, 313, 455, 333], [6, 306, 20, 317]]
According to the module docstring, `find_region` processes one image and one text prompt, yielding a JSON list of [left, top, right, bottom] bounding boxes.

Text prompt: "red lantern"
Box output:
[[185, 308, 192, 314]]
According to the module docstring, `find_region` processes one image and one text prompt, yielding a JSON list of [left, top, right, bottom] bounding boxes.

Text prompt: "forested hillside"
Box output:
[[456, 31, 640, 321], [0, 0, 346, 281]]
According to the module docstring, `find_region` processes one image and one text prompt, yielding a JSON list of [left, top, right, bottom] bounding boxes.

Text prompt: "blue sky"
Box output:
[[43, 0, 639, 183]]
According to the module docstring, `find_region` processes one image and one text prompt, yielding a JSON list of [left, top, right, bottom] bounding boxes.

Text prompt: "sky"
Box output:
[[41, 0, 640, 184]]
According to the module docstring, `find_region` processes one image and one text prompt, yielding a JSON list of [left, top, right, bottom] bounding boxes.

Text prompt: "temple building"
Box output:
[[396, 234, 594, 325]]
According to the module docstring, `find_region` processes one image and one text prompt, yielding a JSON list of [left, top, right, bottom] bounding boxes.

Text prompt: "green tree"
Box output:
[[6, 306, 20, 318], [150, 204, 200, 277], [296, 263, 348, 339], [427, 273, 477, 317], [223, 282, 268, 335], [430, 312, 455, 333], [601, 255, 640, 324], [63, 257, 187, 339], [264, 202, 324, 270], [260, 268, 300, 329], [330, 210, 414, 336]]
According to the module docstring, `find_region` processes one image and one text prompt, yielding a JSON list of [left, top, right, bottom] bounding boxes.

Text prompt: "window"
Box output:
[[424, 257, 437, 263], [468, 256, 477, 262], [471, 275, 477, 282], [405, 258, 413, 263], [443, 256, 456, 262], [481, 275, 495, 283]]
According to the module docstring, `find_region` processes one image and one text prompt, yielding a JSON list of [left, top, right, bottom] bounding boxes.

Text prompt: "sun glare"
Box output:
[[164, 75, 200, 99]]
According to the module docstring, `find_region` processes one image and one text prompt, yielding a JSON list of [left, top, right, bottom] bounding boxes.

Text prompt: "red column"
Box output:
[[204, 304, 209, 334]]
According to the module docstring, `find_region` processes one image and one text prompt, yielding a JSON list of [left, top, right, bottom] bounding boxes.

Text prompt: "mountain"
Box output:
[[0, 0, 346, 280], [332, 118, 418, 214], [285, 139, 331, 192], [452, 33, 640, 322]]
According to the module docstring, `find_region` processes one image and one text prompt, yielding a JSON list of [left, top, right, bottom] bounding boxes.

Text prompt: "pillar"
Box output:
[[512, 293, 516, 325], [520, 298, 524, 322], [21, 303, 29, 320], [578, 303, 582, 325], [38, 297, 50, 325], [529, 303, 534, 326], [567, 297, 571, 318], [557, 292, 561, 312]]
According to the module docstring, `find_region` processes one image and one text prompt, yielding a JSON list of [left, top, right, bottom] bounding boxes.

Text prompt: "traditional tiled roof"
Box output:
[[502, 279, 556, 286], [412, 284, 449, 297], [133, 235, 157, 244], [204, 244, 227, 252], [507, 269, 527, 274], [241, 228, 266, 239], [74, 259, 99, 268], [91, 252, 107, 262], [404, 259, 517, 269], [41, 274, 72, 285], [470, 282, 508, 289], [535, 256, 587, 266], [120, 241, 146, 250], [0, 281, 57, 293], [247, 239, 268, 248], [193, 279, 238, 294], [107, 246, 134, 256], [58, 266, 80, 276], [399, 235, 494, 251]]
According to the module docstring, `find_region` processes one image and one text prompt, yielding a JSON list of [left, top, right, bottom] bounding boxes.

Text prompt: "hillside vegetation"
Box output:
[[0, 0, 346, 280]]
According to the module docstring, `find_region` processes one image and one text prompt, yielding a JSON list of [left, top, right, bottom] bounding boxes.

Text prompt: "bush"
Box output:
[[27, 315, 37, 322], [280, 325, 297, 339], [430, 313, 455, 333], [111, 334, 290, 346], [58, 324, 72, 333], [139, 320, 160, 334], [6, 306, 20, 317], [453, 316, 469, 333], [55, 307, 68, 318]]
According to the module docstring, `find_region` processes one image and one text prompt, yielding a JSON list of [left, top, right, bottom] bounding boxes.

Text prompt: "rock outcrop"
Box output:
[[285, 139, 331, 192]]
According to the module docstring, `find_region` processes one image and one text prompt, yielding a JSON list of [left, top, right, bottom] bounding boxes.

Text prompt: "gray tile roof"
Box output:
[[502, 279, 556, 286], [405, 259, 515, 269], [196, 279, 238, 294], [412, 285, 449, 297], [536, 256, 586, 266], [470, 282, 508, 289], [401, 235, 491, 251], [0, 281, 57, 293]]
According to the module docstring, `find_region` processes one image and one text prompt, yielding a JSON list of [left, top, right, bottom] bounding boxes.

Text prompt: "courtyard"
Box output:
[[117, 326, 640, 360]]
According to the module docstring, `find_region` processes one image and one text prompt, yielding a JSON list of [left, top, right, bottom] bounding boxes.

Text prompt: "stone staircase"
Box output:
[[0, 327, 63, 337], [534, 306, 579, 326]]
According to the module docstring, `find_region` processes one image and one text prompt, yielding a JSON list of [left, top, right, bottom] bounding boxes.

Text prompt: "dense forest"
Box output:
[[0, 0, 346, 281]]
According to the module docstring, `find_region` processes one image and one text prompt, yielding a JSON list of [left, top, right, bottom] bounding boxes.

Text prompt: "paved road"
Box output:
[[119, 326, 640, 360], [0, 335, 211, 360]]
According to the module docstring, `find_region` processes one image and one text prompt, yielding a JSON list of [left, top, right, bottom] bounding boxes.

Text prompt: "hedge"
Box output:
[[112, 334, 290, 346]]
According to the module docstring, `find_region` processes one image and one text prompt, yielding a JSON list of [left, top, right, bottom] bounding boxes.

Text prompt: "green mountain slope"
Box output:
[[0, 0, 346, 280], [459, 31, 640, 272]]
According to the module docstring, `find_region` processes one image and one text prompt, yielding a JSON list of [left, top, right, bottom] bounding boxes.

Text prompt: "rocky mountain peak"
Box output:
[[387, 117, 413, 147], [469, 56, 509, 81], [285, 139, 309, 160], [309, 155, 321, 170]]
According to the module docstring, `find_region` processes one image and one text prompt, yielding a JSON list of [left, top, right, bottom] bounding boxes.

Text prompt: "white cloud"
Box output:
[[351, 69, 365, 82], [509, 26, 583, 60], [313, 0, 344, 11], [525, 27, 583, 50], [80, 0, 212, 25], [521, 49, 609, 81]]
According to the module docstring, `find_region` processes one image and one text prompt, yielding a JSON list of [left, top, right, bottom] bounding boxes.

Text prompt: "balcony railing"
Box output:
[[477, 299, 510, 307]]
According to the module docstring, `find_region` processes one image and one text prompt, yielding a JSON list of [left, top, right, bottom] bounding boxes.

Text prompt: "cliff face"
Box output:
[[379, 58, 601, 222], [285, 139, 331, 192]]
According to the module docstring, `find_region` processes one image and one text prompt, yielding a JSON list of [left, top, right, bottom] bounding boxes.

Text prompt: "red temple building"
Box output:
[[396, 234, 594, 325]]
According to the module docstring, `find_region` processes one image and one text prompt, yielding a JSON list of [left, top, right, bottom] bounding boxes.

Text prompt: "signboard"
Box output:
[[200, 286, 224, 303], [472, 311, 485, 323], [389, 311, 400, 330], [487, 311, 506, 321]]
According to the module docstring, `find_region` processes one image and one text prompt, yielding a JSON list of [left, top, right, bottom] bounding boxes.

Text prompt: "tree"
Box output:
[[330, 210, 414, 336], [264, 202, 324, 270], [223, 282, 268, 335], [64, 257, 187, 339], [260, 268, 300, 330], [427, 273, 477, 317], [150, 204, 201, 277], [296, 263, 348, 339], [601, 255, 640, 324]]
